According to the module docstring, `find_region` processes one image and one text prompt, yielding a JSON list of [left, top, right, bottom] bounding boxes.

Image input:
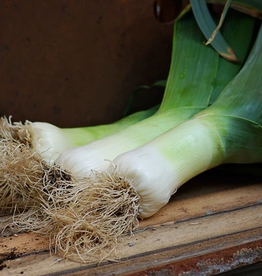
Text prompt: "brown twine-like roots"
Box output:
[[0, 116, 140, 263], [0, 117, 45, 212], [0, 207, 48, 235], [41, 165, 140, 263], [0, 164, 75, 236], [0, 116, 32, 145]]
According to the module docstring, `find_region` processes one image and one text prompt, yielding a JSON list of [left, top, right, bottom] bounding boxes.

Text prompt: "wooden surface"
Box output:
[[1, 165, 262, 275]]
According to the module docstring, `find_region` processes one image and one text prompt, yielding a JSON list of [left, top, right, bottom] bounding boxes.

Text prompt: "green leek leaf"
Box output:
[[190, 0, 238, 62], [207, 0, 262, 19]]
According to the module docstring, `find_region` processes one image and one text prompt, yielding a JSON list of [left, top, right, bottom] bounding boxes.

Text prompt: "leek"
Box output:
[[54, 9, 253, 179], [0, 106, 157, 164], [103, 18, 262, 219], [38, 10, 257, 263]]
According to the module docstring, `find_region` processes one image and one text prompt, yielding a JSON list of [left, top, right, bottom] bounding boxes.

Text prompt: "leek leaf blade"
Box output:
[[206, 0, 262, 19], [203, 22, 262, 123], [190, 0, 238, 62], [210, 9, 256, 103]]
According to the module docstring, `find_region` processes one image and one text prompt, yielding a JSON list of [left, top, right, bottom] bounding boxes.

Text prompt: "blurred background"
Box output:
[[0, 0, 183, 127]]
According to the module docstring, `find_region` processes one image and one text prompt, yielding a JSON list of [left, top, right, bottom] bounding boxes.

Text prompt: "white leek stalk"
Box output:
[[111, 115, 262, 218], [0, 106, 157, 164]]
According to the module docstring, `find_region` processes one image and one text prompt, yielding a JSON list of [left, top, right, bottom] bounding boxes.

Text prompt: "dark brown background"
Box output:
[[0, 0, 173, 127]]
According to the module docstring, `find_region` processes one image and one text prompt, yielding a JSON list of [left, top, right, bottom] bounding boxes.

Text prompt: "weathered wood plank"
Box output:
[[2, 204, 262, 275]]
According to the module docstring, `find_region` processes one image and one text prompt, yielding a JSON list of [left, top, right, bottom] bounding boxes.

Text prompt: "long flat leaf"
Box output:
[[210, 9, 255, 103], [207, 0, 262, 19], [190, 0, 238, 62], [205, 0, 232, 46]]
